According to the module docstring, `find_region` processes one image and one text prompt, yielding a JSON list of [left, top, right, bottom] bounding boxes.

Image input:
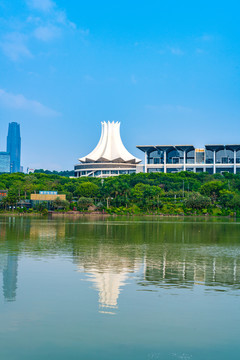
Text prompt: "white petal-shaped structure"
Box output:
[[74, 121, 143, 177], [79, 121, 141, 164]]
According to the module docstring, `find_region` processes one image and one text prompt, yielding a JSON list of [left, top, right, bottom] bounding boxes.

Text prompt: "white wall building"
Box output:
[[74, 121, 142, 177]]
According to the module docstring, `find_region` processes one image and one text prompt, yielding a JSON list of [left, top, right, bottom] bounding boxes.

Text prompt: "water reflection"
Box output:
[[76, 245, 141, 313], [140, 251, 240, 290], [0, 253, 18, 302], [3, 254, 18, 301], [0, 216, 240, 307]]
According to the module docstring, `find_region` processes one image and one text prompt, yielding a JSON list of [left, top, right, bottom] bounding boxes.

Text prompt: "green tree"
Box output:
[[131, 183, 164, 210], [218, 190, 234, 207], [77, 197, 94, 210], [200, 181, 224, 202], [52, 197, 70, 210], [184, 192, 211, 210], [5, 189, 20, 210], [74, 182, 99, 198], [229, 195, 240, 209]]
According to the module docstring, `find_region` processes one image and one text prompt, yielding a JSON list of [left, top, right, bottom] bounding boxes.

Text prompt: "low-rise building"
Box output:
[[136, 144, 240, 174], [30, 191, 66, 204], [0, 190, 8, 200]]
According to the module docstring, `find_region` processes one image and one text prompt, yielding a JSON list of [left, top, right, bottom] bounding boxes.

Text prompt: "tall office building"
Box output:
[[7, 122, 21, 173], [0, 152, 10, 173]]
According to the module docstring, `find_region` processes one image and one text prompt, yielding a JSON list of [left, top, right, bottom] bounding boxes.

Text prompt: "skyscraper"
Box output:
[[0, 152, 10, 173], [7, 122, 21, 173]]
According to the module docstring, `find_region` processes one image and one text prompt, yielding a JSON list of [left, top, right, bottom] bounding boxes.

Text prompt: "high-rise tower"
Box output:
[[7, 122, 21, 173]]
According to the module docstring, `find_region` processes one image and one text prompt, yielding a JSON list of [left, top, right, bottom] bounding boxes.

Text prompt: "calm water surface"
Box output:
[[0, 215, 240, 360]]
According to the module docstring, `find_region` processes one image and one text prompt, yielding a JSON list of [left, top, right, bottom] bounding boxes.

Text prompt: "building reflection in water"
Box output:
[[1, 216, 240, 306], [140, 250, 240, 290], [86, 267, 130, 314], [2, 254, 18, 301], [0, 217, 66, 302], [76, 245, 141, 314]]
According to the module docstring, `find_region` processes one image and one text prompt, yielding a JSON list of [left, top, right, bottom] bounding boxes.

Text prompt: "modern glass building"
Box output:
[[7, 122, 21, 173], [0, 152, 10, 173], [136, 144, 240, 174]]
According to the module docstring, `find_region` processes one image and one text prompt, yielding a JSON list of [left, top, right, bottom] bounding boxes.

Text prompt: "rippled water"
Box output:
[[0, 215, 240, 359]]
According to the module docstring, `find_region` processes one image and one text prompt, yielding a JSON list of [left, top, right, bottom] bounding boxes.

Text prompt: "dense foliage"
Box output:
[[34, 169, 74, 177], [1, 171, 240, 216]]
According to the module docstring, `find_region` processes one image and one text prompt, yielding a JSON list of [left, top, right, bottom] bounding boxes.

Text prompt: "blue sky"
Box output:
[[0, 0, 240, 170]]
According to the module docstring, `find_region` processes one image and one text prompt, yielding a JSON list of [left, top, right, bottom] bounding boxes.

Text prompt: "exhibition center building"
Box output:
[[136, 145, 240, 174], [74, 121, 142, 178]]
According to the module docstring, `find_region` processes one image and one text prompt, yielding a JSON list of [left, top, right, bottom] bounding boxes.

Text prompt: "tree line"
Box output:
[[1, 171, 240, 216]]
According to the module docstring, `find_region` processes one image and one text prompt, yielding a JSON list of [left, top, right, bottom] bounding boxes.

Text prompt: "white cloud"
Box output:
[[55, 10, 76, 29], [26, 0, 77, 30], [34, 25, 60, 41], [169, 47, 184, 56], [26, 0, 55, 12], [198, 34, 214, 42], [196, 48, 205, 54], [79, 28, 89, 36], [0, 89, 61, 117], [0, 32, 32, 61], [26, 16, 42, 24], [0, 1, 84, 61], [146, 104, 192, 114]]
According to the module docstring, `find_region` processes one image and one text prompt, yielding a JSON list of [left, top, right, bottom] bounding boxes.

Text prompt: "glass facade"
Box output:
[[205, 150, 213, 164], [0, 152, 10, 173], [147, 150, 164, 164], [137, 144, 240, 175], [167, 149, 183, 164], [216, 149, 234, 164], [167, 168, 183, 173], [147, 148, 198, 165], [186, 150, 195, 164], [237, 150, 240, 163], [216, 167, 234, 174], [7, 122, 21, 173], [76, 168, 137, 177], [148, 168, 164, 173], [195, 150, 205, 164]]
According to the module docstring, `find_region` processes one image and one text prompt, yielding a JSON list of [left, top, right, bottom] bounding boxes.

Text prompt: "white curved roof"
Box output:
[[79, 121, 141, 164]]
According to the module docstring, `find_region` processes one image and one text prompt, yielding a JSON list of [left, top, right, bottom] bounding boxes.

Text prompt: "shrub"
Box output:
[[77, 197, 94, 210], [184, 192, 211, 209]]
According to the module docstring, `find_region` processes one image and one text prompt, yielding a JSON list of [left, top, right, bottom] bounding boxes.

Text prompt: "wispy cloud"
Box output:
[[34, 25, 60, 41], [169, 47, 184, 56], [0, 32, 32, 61], [195, 48, 205, 54], [26, 0, 55, 12], [0, 0, 84, 61], [146, 104, 192, 114], [26, 0, 77, 31], [198, 34, 214, 42], [0, 89, 61, 117]]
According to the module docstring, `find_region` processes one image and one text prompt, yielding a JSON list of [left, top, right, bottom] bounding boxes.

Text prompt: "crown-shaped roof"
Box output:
[[79, 121, 141, 164]]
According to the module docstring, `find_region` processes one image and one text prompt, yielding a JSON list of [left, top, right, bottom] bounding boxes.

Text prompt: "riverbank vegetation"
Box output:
[[1, 171, 240, 216]]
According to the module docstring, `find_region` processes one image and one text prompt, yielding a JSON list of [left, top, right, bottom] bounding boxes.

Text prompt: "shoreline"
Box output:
[[0, 211, 237, 219]]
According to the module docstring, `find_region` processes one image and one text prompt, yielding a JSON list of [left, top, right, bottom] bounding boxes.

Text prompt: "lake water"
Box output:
[[1, 215, 240, 360]]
